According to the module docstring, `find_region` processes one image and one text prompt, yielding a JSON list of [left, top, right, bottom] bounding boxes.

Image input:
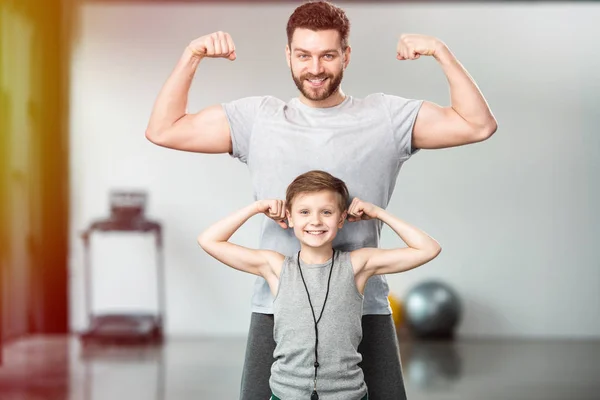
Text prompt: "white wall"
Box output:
[[69, 2, 600, 339]]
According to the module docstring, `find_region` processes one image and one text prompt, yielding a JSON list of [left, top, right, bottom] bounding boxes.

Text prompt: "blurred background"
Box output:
[[1, 0, 599, 399]]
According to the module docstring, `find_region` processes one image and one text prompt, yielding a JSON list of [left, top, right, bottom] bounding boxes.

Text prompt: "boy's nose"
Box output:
[[309, 217, 323, 225]]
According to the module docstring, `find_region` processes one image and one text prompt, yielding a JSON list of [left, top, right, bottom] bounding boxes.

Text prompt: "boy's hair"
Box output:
[[286, 1, 351, 50], [286, 170, 349, 212]]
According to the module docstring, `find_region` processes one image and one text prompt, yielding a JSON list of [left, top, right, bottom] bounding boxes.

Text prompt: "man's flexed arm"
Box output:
[[396, 34, 498, 149], [145, 32, 236, 153]]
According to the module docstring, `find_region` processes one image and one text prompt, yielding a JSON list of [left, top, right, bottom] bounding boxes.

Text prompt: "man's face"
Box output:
[[286, 28, 350, 102]]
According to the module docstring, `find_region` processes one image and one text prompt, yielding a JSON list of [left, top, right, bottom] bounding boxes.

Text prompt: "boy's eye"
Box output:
[[323, 210, 332, 215]]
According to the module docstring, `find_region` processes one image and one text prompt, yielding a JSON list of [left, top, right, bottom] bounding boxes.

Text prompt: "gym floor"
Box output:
[[0, 335, 598, 400]]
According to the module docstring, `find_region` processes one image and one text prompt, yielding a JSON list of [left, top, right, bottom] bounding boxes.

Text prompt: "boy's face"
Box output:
[[286, 190, 347, 249]]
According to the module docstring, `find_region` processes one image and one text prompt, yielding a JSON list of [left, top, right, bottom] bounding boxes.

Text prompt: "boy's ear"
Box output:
[[338, 210, 348, 228], [286, 209, 293, 227]]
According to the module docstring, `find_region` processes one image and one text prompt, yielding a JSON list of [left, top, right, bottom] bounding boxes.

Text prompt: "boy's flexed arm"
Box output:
[[197, 200, 286, 277], [349, 198, 441, 279]]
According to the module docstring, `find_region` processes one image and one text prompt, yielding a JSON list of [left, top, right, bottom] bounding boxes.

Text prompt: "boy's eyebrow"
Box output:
[[293, 48, 340, 55], [295, 204, 337, 208]]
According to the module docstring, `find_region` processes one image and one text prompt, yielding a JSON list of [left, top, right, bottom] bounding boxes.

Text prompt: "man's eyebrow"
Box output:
[[293, 48, 340, 54]]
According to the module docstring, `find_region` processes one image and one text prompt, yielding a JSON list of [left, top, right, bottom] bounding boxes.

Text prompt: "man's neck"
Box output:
[[298, 89, 346, 109]]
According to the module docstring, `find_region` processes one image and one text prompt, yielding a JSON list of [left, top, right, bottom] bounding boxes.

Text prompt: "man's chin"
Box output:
[[302, 88, 333, 102]]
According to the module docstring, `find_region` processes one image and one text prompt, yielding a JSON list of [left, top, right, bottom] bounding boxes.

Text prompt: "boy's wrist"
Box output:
[[252, 201, 263, 215], [373, 206, 385, 220]]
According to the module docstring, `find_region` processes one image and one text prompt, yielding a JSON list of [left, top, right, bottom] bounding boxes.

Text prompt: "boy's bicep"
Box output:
[[365, 248, 432, 275], [202, 242, 270, 277]]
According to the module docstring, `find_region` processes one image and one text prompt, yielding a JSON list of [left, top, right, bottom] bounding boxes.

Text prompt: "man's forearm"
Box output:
[[146, 48, 203, 138], [434, 44, 497, 130]]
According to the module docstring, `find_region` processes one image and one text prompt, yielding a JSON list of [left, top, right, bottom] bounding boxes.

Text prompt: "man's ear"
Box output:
[[286, 44, 291, 68], [343, 45, 351, 69], [286, 209, 293, 227]]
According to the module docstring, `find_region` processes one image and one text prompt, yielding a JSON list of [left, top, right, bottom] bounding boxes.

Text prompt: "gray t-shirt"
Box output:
[[271, 251, 367, 400], [222, 93, 422, 314]]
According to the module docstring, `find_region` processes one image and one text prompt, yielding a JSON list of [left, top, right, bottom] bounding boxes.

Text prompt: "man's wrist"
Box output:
[[183, 46, 204, 64], [433, 41, 453, 63]]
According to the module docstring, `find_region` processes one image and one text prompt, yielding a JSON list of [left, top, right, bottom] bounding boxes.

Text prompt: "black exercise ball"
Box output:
[[404, 280, 462, 339]]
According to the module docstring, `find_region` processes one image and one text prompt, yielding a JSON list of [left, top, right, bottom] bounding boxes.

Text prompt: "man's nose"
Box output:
[[308, 57, 325, 76]]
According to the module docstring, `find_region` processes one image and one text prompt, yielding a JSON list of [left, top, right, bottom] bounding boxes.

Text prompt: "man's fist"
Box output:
[[347, 198, 380, 222], [188, 31, 236, 60], [396, 34, 444, 60], [256, 199, 288, 229]]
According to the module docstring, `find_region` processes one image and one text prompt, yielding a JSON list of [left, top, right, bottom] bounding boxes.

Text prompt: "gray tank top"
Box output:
[[270, 251, 368, 400]]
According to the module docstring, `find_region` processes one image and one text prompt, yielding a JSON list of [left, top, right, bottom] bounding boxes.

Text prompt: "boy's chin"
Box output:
[[299, 238, 334, 248]]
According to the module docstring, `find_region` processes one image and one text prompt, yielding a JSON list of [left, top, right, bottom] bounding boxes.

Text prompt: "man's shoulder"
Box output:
[[347, 93, 396, 108], [359, 92, 410, 104], [222, 95, 287, 118], [229, 95, 286, 107]]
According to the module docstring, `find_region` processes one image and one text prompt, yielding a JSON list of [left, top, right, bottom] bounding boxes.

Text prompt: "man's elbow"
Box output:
[[145, 127, 163, 145], [475, 117, 498, 142]]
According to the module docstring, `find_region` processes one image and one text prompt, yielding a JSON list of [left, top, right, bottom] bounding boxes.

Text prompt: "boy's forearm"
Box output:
[[146, 48, 203, 138], [198, 202, 260, 245], [375, 208, 439, 251]]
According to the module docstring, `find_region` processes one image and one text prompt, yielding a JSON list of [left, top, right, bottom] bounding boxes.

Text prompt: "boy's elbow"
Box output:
[[429, 243, 442, 261], [197, 233, 209, 250]]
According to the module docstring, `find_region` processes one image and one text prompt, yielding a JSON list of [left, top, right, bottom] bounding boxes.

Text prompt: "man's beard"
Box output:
[[291, 68, 344, 102]]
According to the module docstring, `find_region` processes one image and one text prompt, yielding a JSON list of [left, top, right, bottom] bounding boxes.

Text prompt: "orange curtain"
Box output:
[[1, 0, 79, 337]]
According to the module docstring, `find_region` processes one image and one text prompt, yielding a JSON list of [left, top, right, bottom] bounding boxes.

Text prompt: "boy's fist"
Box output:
[[347, 198, 380, 222], [256, 199, 287, 229]]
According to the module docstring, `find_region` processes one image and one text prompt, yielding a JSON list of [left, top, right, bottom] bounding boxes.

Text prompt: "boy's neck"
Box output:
[[298, 245, 335, 265]]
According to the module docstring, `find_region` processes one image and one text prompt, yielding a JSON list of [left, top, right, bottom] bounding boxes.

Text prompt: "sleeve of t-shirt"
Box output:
[[221, 96, 265, 164], [380, 93, 424, 161]]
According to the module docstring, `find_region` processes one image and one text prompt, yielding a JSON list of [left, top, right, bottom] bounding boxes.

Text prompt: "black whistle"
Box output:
[[311, 390, 319, 400]]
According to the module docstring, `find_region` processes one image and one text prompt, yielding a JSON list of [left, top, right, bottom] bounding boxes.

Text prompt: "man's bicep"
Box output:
[[412, 101, 481, 150], [185, 105, 233, 153], [152, 104, 233, 154]]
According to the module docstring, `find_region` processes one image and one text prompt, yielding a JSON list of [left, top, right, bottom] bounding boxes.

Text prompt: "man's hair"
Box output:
[[286, 1, 351, 50], [286, 170, 349, 212]]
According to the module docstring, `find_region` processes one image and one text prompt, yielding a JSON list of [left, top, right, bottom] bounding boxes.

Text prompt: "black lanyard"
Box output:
[[297, 250, 336, 400]]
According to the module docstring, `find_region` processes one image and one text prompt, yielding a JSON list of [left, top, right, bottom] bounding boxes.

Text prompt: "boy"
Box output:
[[197, 171, 441, 400]]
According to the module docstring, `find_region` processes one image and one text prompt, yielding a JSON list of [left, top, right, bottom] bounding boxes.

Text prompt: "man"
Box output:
[[145, 2, 497, 399]]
